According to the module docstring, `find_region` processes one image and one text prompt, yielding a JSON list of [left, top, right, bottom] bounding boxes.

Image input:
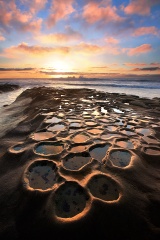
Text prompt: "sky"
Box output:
[[0, 0, 160, 78]]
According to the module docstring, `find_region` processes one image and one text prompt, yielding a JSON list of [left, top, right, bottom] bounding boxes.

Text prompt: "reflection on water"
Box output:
[[89, 144, 111, 162], [69, 144, 90, 153], [87, 174, 119, 201], [27, 160, 58, 190], [144, 147, 160, 155], [109, 150, 131, 167], [71, 133, 90, 143], [116, 139, 134, 149], [48, 124, 66, 132], [63, 154, 91, 170], [35, 142, 64, 155], [31, 131, 55, 141]]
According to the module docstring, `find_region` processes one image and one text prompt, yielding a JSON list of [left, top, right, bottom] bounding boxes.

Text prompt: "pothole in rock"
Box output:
[[143, 147, 160, 156], [54, 181, 90, 218], [71, 132, 91, 144], [98, 118, 111, 123], [68, 144, 90, 153], [67, 118, 81, 123], [34, 141, 65, 156], [85, 121, 97, 127], [101, 133, 122, 140], [48, 124, 66, 132], [70, 122, 82, 128], [108, 149, 132, 167], [30, 131, 55, 141], [135, 128, 154, 136], [142, 136, 160, 145], [107, 126, 117, 132], [115, 139, 134, 149], [45, 117, 62, 124], [89, 143, 111, 163], [10, 143, 26, 153], [112, 108, 124, 114], [87, 174, 119, 201], [62, 152, 91, 171], [120, 130, 137, 136], [87, 128, 103, 135], [24, 160, 60, 190]]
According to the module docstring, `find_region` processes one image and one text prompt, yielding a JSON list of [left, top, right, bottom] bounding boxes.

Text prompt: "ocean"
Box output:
[[0, 77, 160, 108]]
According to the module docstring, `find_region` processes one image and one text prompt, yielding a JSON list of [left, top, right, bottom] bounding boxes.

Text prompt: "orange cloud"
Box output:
[[82, 1, 123, 24], [124, 62, 147, 67], [2, 42, 70, 58], [126, 44, 152, 56], [47, 0, 75, 27], [123, 0, 159, 16], [35, 27, 82, 44], [133, 26, 159, 36]]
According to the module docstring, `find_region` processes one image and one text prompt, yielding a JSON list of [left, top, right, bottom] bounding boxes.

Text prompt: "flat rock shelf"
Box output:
[[0, 87, 160, 240]]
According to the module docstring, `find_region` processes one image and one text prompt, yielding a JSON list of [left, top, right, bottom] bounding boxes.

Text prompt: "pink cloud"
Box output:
[[127, 44, 152, 56], [47, 0, 75, 27], [21, 0, 47, 14], [0, 32, 5, 41], [19, 19, 42, 33], [75, 42, 102, 53], [82, 1, 123, 24], [133, 26, 159, 36], [123, 0, 159, 16], [75, 41, 121, 55], [0, 0, 42, 33], [105, 37, 119, 44]]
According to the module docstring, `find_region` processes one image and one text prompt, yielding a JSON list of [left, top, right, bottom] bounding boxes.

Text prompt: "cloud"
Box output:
[[82, 1, 123, 24], [0, 32, 5, 41], [132, 26, 159, 36], [0, 67, 35, 71], [124, 62, 160, 67], [35, 26, 82, 44], [126, 44, 152, 56], [150, 62, 160, 66], [21, 0, 47, 14], [133, 67, 160, 71], [2, 42, 70, 58], [47, 0, 75, 27], [105, 37, 119, 44], [123, 0, 159, 16], [75, 42, 102, 53], [124, 62, 147, 67], [0, 0, 42, 33]]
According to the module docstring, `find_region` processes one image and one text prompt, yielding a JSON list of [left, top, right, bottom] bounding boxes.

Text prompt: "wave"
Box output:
[[65, 82, 160, 89]]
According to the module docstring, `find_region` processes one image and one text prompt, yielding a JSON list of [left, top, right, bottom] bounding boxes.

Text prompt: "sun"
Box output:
[[44, 60, 72, 73], [53, 61, 70, 72]]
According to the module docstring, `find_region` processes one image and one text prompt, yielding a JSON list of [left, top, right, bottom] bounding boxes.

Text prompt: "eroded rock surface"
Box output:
[[0, 87, 160, 240]]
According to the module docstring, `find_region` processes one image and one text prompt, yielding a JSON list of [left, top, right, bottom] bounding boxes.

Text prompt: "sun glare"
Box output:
[[45, 60, 72, 73]]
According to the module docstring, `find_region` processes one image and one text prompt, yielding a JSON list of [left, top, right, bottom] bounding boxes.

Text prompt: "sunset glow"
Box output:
[[0, 0, 160, 78]]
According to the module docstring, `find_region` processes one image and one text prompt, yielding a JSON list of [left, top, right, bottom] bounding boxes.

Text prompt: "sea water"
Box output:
[[0, 77, 160, 108]]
